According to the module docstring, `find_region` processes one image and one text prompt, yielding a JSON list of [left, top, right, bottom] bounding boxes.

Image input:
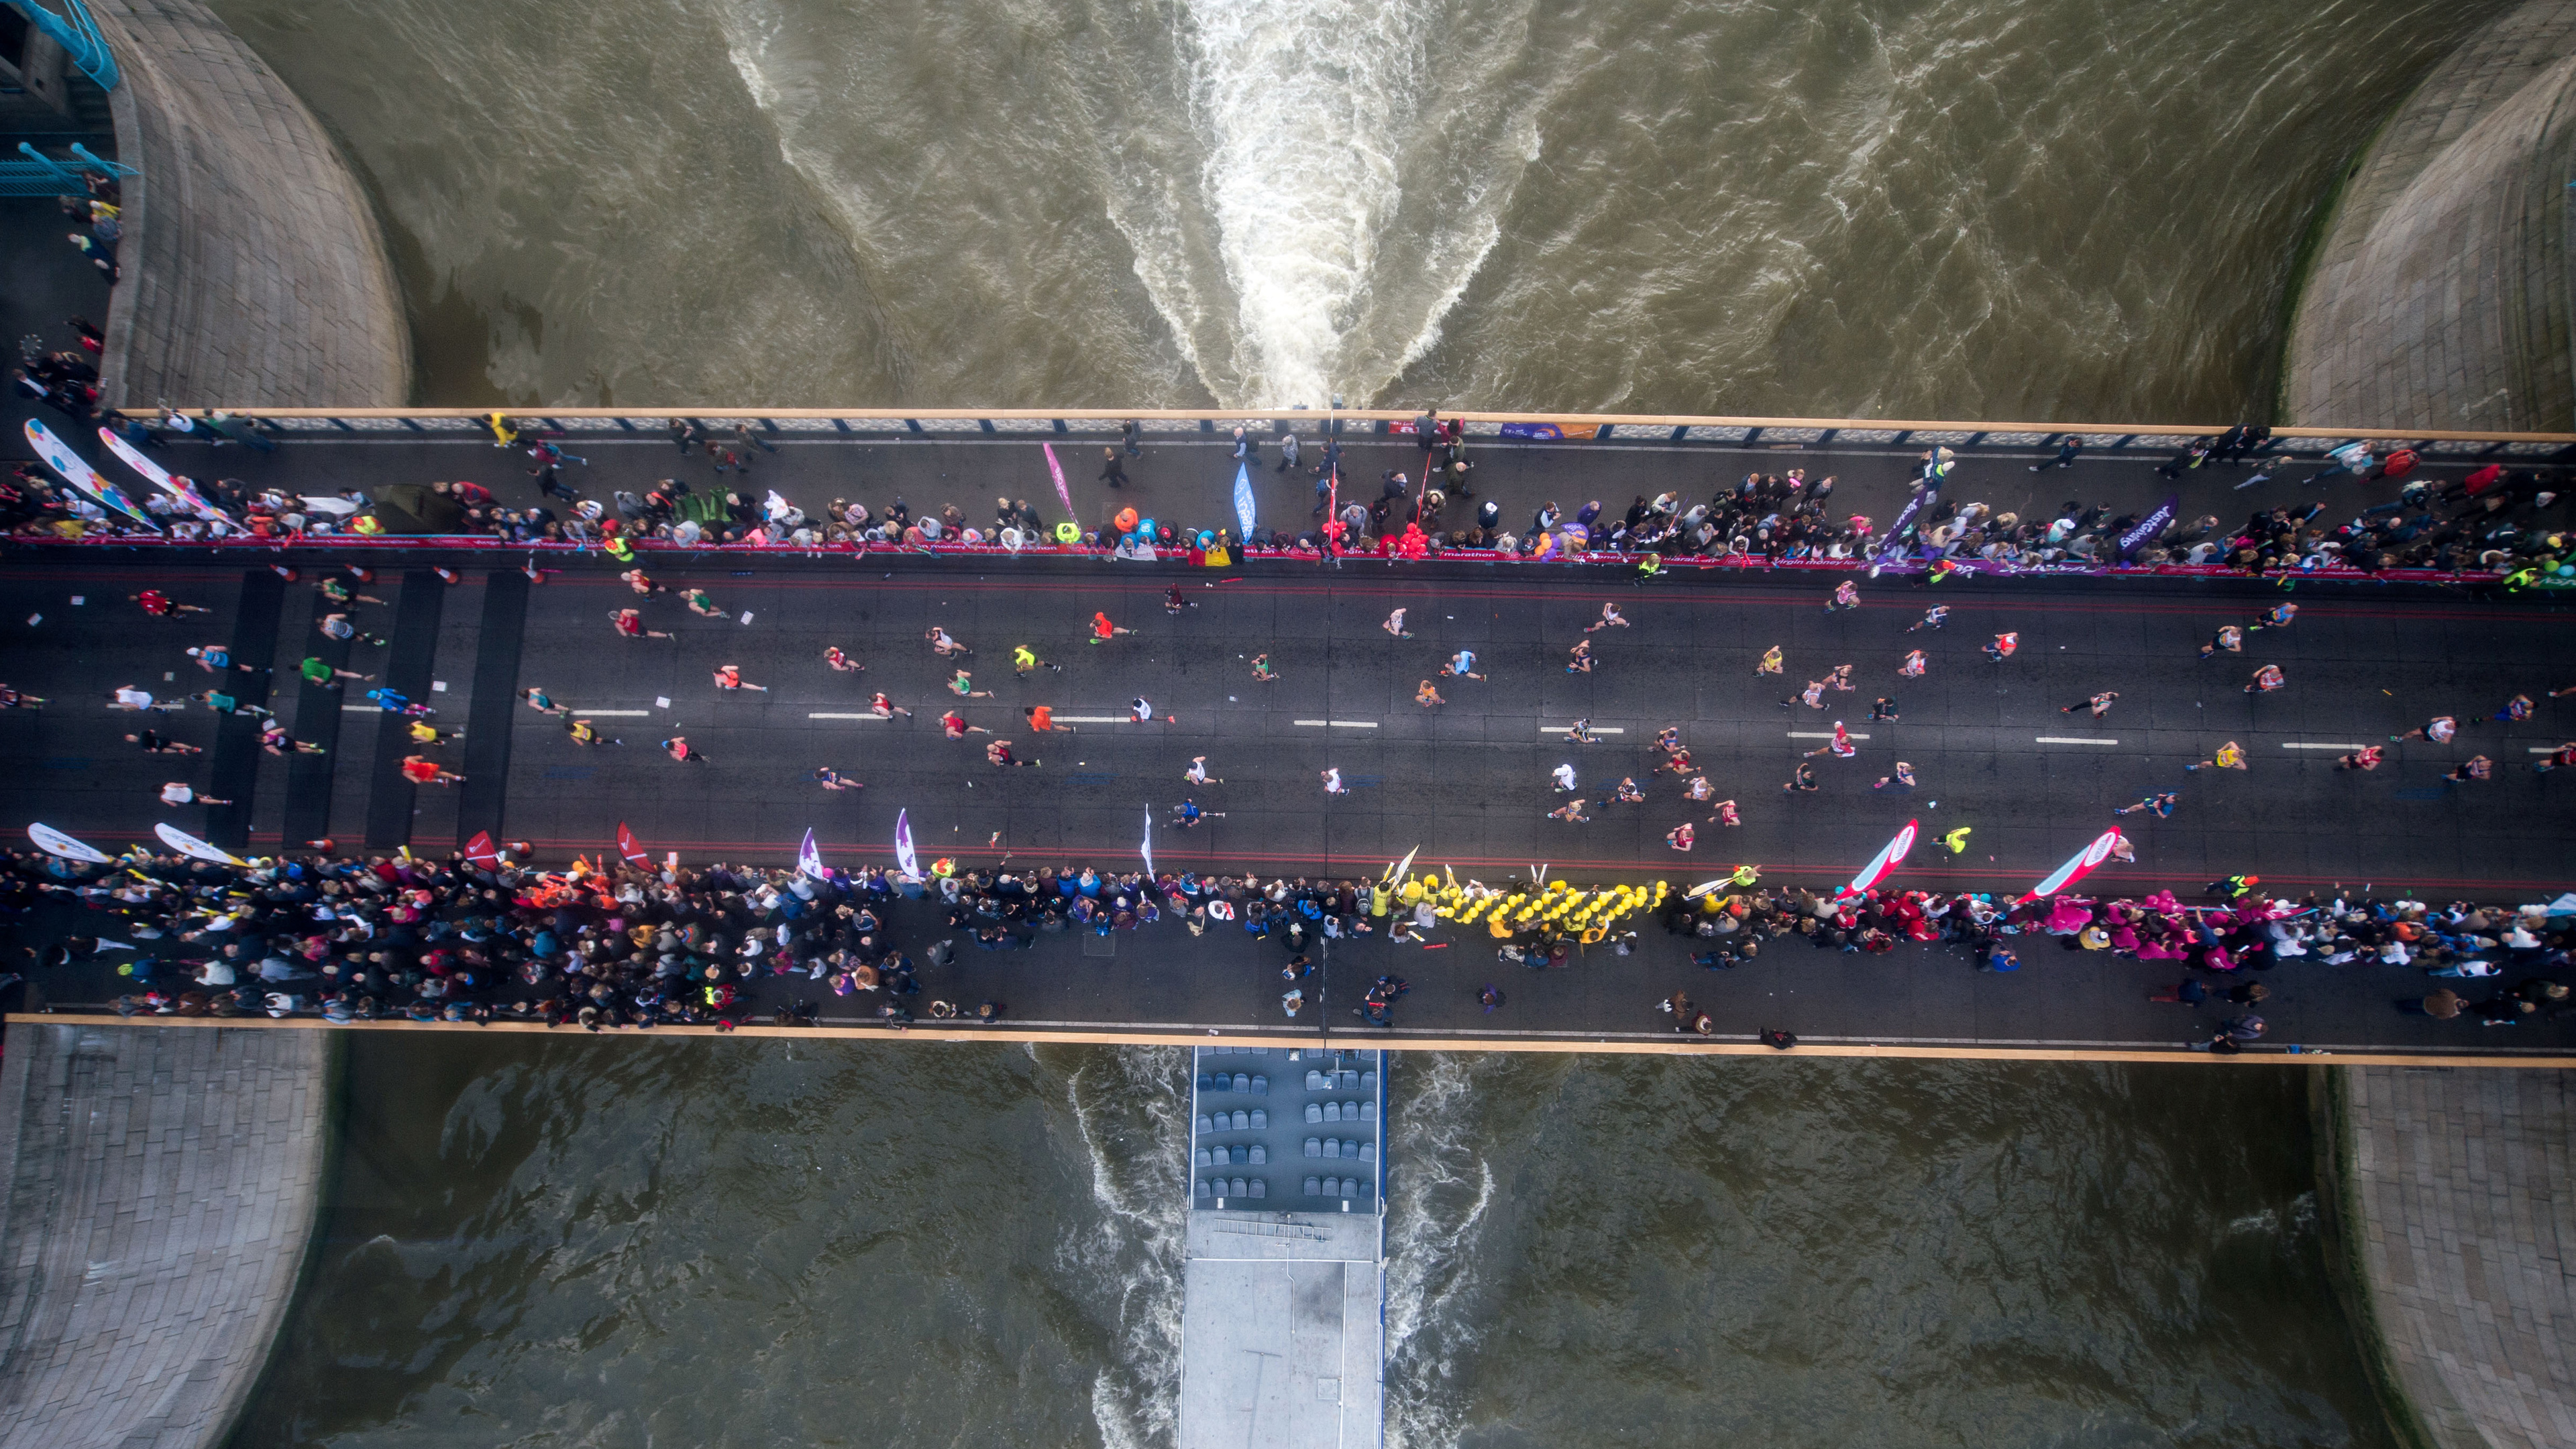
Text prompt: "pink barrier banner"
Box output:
[[1, 531, 2499, 586]]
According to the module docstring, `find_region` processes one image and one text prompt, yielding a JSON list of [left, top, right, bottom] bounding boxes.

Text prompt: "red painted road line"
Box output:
[[508, 573, 2545, 625], [0, 564, 2537, 623]]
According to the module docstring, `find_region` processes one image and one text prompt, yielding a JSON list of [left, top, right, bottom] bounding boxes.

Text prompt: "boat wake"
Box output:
[[1057, 1044, 1189, 1449], [1383, 1053, 1499, 1449]]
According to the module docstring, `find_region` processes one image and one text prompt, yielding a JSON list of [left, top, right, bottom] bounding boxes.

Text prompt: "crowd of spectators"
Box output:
[[1662, 881, 2575, 1044], [1, 394, 2569, 582], [5, 843, 2568, 1044]]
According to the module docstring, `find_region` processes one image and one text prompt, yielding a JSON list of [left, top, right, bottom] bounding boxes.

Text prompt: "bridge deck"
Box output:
[[1, 543, 2570, 1059]]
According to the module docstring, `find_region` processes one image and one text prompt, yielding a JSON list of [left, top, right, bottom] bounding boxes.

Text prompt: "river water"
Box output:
[[218, 0, 2502, 419], [205, 0, 2475, 1442], [228, 1040, 2390, 1449]]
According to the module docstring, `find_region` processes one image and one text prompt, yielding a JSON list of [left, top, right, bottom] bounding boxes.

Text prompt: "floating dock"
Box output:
[[1175, 1044, 1387, 1449]]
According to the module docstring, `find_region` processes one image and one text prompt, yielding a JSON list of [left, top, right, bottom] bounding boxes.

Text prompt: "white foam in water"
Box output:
[[1057, 1045, 1188, 1449], [1383, 1053, 1499, 1449], [1177, 0, 1432, 406]]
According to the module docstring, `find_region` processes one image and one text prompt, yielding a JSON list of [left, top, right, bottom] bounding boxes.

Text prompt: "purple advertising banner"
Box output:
[[2118, 493, 2180, 561]]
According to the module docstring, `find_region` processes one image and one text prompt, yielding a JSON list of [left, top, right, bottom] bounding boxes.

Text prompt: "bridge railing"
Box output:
[[167, 407, 2576, 460]]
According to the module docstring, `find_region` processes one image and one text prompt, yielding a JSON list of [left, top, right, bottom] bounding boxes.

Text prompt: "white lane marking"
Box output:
[[2531, 747, 2563, 755], [1786, 731, 1870, 740], [341, 706, 380, 712], [569, 709, 653, 717], [808, 712, 890, 720], [1541, 726, 1625, 735], [2282, 742, 2365, 750], [2035, 736, 2119, 745], [1293, 720, 1379, 729], [1049, 716, 1130, 724]]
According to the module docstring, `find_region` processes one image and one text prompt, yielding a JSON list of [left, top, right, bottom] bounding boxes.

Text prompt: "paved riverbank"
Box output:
[[87, 0, 411, 406], [2328, 1065, 2576, 1448], [0, 1020, 333, 1449], [2286, 0, 2576, 431]]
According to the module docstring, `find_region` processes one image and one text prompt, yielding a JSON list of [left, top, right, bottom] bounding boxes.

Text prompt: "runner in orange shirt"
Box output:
[[400, 754, 464, 786]]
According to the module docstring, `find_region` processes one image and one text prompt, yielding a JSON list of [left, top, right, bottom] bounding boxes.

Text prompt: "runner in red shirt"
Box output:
[[1089, 611, 1131, 644], [869, 692, 912, 720], [610, 608, 671, 640], [131, 589, 211, 616], [941, 710, 987, 739]]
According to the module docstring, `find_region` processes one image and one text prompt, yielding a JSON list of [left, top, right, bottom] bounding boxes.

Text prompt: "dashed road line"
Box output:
[[569, 708, 654, 716], [1542, 725, 1625, 735], [1786, 731, 1870, 740], [1293, 720, 1380, 729], [1049, 715, 1131, 724], [2282, 742, 2365, 750], [808, 712, 889, 720], [2034, 736, 2119, 745]]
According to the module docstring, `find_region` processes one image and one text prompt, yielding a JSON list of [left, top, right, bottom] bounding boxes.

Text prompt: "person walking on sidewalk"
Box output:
[[2028, 438, 2083, 472]]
